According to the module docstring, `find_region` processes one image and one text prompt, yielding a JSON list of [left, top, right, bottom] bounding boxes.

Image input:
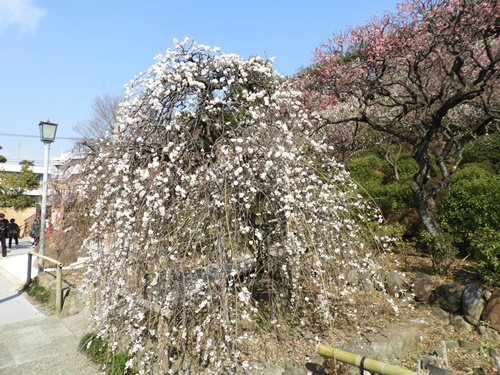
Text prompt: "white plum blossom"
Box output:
[[78, 38, 386, 373]]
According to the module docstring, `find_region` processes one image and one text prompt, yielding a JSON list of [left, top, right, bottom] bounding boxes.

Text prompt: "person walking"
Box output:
[[8, 218, 20, 249], [29, 216, 41, 248], [0, 213, 9, 257]]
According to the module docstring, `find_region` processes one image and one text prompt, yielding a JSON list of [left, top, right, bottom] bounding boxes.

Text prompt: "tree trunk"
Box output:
[[410, 180, 455, 273], [410, 183, 439, 237]]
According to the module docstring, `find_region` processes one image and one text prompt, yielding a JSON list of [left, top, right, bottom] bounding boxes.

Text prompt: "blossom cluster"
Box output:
[[79, 38, 385, 373]]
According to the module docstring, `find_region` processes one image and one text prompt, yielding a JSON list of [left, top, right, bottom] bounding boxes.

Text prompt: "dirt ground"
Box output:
[[354, 245, 500, 375]]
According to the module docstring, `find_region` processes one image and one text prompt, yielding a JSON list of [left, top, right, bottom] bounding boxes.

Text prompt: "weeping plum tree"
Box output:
[[79, 39, 389, 373], [301, 0, 500, 246]]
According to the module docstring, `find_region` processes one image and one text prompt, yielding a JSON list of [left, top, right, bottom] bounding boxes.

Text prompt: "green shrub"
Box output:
[[79, 333, 108, 363], [462, 133, 500, 169], [372, 183, 414, 215], [348, 155, 387, 188], [470, 229, 500, 286], [26, 280, 51, 304], [348, 155, 414, 218], [417, 231, 457, 275], [439, 166, 500, 284], [451, 165, 494, 183], [392, 152, 419, 180], [79, 333, 135, 374]]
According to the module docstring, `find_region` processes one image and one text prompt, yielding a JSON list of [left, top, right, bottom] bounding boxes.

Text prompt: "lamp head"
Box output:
[[39, 120, 58, 143]]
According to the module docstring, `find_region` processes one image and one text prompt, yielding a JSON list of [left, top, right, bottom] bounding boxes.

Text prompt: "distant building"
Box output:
[[0, 162, 57, 197], [0, 149, 85, 203]]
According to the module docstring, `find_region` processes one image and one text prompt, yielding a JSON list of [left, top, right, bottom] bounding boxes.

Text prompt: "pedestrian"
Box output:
[[8, 218, 20, 249], [0, 213, 9, 257], [29, 216, 41, 248]]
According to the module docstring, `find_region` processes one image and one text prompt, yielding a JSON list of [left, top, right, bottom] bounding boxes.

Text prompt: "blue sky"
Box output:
[[0, 0, 400, 165]]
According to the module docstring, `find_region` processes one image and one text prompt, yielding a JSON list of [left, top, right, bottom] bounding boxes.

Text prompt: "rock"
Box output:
[[477, 324, 500, 341], [60, 289, 87, 318], [420, 354, 438, 370], [481, 291, 500, 331], [458, 340, 482, 350], [412, 275, 435, 302], [483, 289, 492, 301], [374, 269, 386, 291], [428, 363, 462, 375], [450, 315, 474, 332], [445, 340, 458, 349], [472, 368, 487, 375], [429, 283, 463, 313], [305, 362, 329, 375], [462, 283, 485, 325], [346, 268, 359, 285], [385, 271, 407, 297], [343, 343, 378, 360], [36, 271, 55, 287], [305, 356, 328, 375], [246, 362, 284, 375], [366, 323, 421, 360], [431, 306, 451, 323], [361, 280, 375, 293], [283, 363, 307, 375]]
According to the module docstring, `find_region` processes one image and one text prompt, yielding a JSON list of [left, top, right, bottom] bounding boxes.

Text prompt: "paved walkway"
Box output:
[[0, 238, 101, 374]]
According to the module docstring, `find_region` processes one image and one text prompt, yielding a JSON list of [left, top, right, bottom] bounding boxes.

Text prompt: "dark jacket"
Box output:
[[0, 219, 9, 238], [30, 221, 40, 238], [8, 222, 20, 236]]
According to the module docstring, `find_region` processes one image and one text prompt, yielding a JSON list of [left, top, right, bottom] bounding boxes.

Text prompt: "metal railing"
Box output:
[[27, 251, 63, 313]]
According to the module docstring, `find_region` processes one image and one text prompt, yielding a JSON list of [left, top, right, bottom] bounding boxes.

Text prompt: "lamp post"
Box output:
[[38, 120, 58, 272]]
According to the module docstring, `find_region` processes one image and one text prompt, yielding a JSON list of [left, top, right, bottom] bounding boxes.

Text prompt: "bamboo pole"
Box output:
[[29, 252, 63, 268], [316, 344, 417, 375], [27, 251, 64, 313], [27, 252, 32, 285], [56, 265, 62, 313], [69, 257, 89, 267]]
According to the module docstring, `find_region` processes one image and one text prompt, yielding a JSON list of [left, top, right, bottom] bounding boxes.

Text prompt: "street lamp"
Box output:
[[38, 120, 58, 272]]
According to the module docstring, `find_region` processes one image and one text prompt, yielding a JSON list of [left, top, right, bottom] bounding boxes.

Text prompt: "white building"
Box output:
[[0, 163, 58, 197]]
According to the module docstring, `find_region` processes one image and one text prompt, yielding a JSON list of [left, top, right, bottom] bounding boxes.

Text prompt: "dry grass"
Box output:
[[330, 245, 500, 375]]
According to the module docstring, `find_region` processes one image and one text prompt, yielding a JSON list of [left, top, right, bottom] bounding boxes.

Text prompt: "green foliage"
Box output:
[[470, 230, 500, 286], [347, 154, 414, 217], [0, 145, 6, 164], [79, 333, 135, 374], [26, 280, 51, 303], [374, 183, 414, 215], [17, 161, 39, 187], [0, 162, 39, 209], [79, 333, 107, 362], [347, 144, 499, 279], [439, 166, 500, 284], [417, 231, 457, 275], [450, 165, 493, 183], [462, 133, 500, 171], [393, 153, 419, 179], [348, 155, 386, 187]]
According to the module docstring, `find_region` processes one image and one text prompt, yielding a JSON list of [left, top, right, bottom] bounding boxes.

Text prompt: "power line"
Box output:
[[0, 132, 78, 140]]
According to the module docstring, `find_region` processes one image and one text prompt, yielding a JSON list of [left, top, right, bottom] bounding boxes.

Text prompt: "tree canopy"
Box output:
[[73, 91, 122, 153], [300, 0, 500, 238], [0, 161, 39, 209], [0, 145, 6, 164]]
